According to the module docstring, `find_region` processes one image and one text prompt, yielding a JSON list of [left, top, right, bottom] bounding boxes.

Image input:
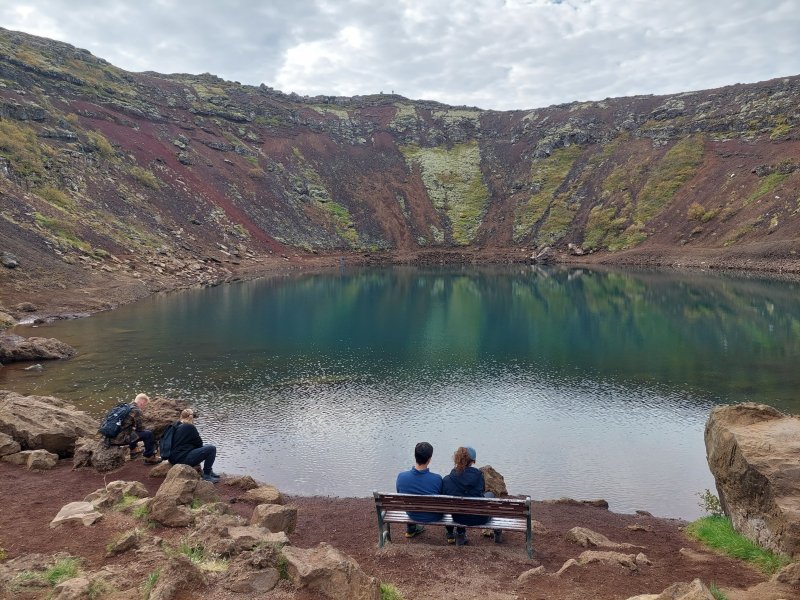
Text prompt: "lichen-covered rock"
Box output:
[[0, 312, 15, 329], [0, 431, 21, 456], [240, 484, 283, 505], [565, 526, 639, 549], [50, 501, 103, 527], [480, 465, 508, 496], [283, 542, 380, 600], [0, 391, 95, 456], [705, 403, 800, 556], [623, 579, 714, 600], [250, 503, 298, 533], [84, 480, 149, 509], [148, 554, 207, 600], [105, 530, 140, 556], [2, 448, 59, 469], [72, 437, 128, 472], [0, 335, 75, 363]]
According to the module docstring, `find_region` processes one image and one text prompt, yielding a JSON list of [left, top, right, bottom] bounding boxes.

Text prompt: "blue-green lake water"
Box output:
[[3, 266, 799, 519]]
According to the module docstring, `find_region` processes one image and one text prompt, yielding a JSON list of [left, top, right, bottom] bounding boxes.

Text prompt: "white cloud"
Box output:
[[0, 0, 797, 110]]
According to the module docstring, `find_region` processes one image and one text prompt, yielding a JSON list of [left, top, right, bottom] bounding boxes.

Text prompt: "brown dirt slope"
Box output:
[[0, 460, 774, 600]]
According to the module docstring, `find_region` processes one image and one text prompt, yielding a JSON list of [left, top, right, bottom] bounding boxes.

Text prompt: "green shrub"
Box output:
[[143, 569, 160, 599], [276, 552, 289, 580], [36, 186, 74, 211], [696, 489, 724, 517], [177, 541, 205, 564], [0, 546, 6, 560], [709, 583, 729, 600], [87, 131, 116, 160], [132, 503, 149, 520], [44, 557, 80, 586], [130, 166, 161, 189], [686, 516, 790, 574], [381, 583, 405, 600]]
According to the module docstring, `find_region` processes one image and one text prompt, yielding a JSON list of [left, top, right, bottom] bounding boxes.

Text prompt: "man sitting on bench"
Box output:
[[395, 442, 443, 538]]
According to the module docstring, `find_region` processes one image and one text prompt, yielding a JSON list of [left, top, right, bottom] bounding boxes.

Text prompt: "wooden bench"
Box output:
[[373, 492, 533, 558]]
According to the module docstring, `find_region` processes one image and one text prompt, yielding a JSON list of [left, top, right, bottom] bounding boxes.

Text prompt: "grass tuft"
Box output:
[[44, 556, 80, 586], [686, 516, 790, 575], [143, 569, 160, 599], [381, 582, 406, 600]]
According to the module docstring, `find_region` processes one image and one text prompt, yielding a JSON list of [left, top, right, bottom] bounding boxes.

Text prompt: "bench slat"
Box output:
[[374, 492, 534, 558], [382, 511, 528, 531]]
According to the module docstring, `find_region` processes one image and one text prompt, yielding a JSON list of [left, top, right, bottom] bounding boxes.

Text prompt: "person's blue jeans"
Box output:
[[130, 430, 155, 457], [184, 444, 216, 474]]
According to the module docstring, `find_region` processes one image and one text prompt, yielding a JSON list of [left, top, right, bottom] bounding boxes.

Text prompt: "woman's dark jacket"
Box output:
[[442, 466, 490, 525], [169, 423, 202, 465]]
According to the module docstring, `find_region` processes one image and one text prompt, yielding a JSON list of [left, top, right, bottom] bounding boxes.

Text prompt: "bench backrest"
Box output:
[[374, 492, 530, 519]]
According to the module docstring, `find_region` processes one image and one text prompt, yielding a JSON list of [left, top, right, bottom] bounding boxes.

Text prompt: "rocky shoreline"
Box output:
[[3, 246, 800, 332], [0, 392, 798, 599]]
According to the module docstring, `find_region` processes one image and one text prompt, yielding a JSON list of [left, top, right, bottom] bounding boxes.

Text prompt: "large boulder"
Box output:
[[50, 501, 103, 528], [1, 449, 59, 469], [72, 437, 129, 472], [84, 480, 149, 509], [705, 403, 800, 556], [480, 465, 508, 496], [0, 335, 75, 363], [250, 504, 298, 534], [282, 542, 380, 600], [0, 391, 96, 457], [0, 431, 21, 456], [142, 396, 188, 438], [149, 464, 218, 527]]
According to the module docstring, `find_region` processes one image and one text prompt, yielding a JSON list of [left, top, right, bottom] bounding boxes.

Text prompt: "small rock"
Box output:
[[240, 485, 282, 505], [555, 558, 579, 576], [50, 501, 103, 527], [250, 504, 298, 533], [106, 530, 140, 556], [0, 432, 21, 457], [226, 474, 259, 490], [517, 565, 546, 584], [24, 363, 43, 371], [635, 552, 652, 566], [1, 252, 19, 269]]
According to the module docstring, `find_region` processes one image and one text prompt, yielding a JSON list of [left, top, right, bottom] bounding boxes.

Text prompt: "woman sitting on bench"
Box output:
[[442, 446, 502, 546]]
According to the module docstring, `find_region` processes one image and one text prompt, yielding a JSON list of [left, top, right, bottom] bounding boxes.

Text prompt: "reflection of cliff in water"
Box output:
[[3, 266, 800, 414]]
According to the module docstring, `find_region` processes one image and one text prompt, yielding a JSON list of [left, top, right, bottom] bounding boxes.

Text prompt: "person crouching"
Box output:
[[169, 408, 220, 483]]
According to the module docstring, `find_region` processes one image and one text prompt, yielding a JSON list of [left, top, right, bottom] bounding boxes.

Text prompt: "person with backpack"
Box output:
[[101, 393, 162, 464], [168, 408, 220, 482]]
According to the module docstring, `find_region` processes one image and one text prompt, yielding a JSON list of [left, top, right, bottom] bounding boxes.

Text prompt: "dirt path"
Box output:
[[0, 460, 771, 600]]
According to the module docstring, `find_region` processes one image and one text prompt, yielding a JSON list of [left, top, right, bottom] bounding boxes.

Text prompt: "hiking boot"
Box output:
[[446, 532, 456, 544], [130, 448, 143, 459], [202, 472, 220, 483], [493, 530, 503, 544], [455, 533, 469, 546], [143, 454, 163, 465], [206, 471, 221, 479], [404, 524, 425, 538]]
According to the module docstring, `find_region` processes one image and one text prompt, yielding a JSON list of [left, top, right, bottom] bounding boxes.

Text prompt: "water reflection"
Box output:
[[3, 266, 799, 518]]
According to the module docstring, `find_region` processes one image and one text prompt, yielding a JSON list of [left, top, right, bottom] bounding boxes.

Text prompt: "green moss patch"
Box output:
[[513, 145, 583, 243], [401, 142, 489, 245]]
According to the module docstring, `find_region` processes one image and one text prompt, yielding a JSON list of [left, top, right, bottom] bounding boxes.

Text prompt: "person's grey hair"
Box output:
[[180, 408, 194, 422]]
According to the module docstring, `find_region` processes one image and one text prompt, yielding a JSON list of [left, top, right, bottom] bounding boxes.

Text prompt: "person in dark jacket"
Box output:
[[169, 408, 220, 482], [441, 446, 501, 546], [395, 442, 443, 538], [109, 393, 161, 464]]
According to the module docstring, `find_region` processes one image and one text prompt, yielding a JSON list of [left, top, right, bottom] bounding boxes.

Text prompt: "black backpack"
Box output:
[[159, 421, 180, 461], [98, 403, 133, 438]]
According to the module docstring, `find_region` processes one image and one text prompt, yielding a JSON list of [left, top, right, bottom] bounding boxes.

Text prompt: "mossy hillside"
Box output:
[[401, 141, 489, 245], [390, 103, 419, 130], [747, 172, 788, 204], [1, 32, 135, 98], [312, 105, 351, 120], [290, 149, 359, 247], [0, 119, 50, 182], [633, 134, 705, 225], [430, 108, 481, 128], [513, 145, 583, 243]]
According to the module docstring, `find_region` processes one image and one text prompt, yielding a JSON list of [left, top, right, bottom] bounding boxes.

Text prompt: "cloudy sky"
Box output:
[[2, 0, 799, 111]]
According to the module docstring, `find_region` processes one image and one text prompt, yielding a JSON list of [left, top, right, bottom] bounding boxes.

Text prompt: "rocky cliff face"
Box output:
[[0, 27, 798, 307]]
